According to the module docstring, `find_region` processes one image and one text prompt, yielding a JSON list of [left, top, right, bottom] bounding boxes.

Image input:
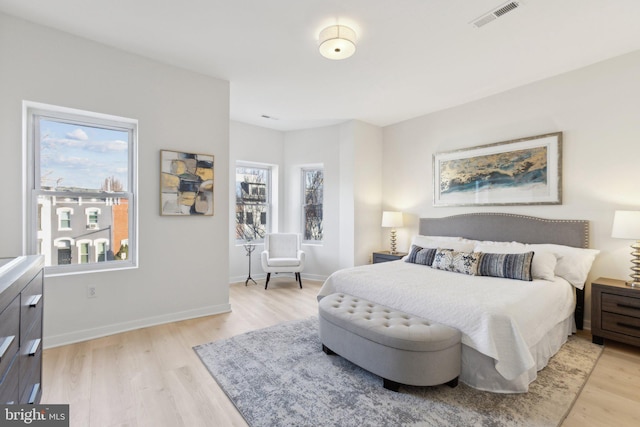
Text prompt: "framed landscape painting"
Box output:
[[433, 132, 562, 207], [160, 150, 214, 216]]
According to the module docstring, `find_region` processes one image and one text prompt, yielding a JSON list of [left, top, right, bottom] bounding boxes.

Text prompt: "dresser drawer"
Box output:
[[602, 311, 640, 338], [19, 349, 42, 404], [0, 352, 20, 404], [20, 271, 43, 339], [19, 316, 42, 396], [0, 295, 20, 378], [601, 292, 640, 318]]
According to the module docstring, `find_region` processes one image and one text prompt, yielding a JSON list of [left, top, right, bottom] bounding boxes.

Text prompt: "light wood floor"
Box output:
[[41, 278, 640, 427]]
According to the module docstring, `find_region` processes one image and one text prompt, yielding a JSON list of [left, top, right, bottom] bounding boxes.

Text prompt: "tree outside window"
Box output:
[[302, 168, 323, 242]]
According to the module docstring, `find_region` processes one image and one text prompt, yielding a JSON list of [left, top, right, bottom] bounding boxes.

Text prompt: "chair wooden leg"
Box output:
[[264, 273, 271, 290], [296, 272, 302, 288]]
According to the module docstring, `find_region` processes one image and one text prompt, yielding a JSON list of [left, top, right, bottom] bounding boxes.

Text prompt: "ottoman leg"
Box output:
[[383, 378, 401, 392], [322, 344, 335, 355], [446, 376, 459, 388]]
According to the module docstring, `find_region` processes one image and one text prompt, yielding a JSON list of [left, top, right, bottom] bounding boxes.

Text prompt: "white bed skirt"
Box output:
[[460, 315, 574, 393]]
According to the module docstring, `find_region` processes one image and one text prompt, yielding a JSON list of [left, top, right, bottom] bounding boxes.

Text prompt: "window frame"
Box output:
[[24, 101, 138, 276], [301, 166, 324, 243], [235, 163, 272, 243]]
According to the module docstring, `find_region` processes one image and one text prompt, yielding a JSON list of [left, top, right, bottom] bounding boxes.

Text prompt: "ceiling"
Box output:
[[2, 0, 640, 131]]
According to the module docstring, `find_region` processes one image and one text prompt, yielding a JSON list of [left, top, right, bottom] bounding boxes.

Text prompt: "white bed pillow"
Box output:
[[410, 235, 475, 252], [525, 244, 600, 289], [474, 242, 557, 281]]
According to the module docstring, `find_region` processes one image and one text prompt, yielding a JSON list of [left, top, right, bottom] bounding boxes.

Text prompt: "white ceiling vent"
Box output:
[[471, 1, 523, 28]]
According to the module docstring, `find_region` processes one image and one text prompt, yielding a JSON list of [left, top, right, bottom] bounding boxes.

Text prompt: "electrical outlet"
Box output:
[[87, 285, 98, 298]]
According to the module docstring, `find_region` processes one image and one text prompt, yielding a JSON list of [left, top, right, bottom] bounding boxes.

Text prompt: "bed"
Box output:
[[318, 213, 598, 393]]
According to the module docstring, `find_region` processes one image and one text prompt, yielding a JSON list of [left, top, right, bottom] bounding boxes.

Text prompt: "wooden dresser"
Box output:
[[0, 255, 44, 404]]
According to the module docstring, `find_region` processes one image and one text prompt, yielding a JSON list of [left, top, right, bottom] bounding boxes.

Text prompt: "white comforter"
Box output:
[[317, 260, 575, 381]]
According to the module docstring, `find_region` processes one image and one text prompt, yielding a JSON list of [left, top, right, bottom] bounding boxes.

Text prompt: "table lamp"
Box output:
[[381, 211, 403, 254], [611, 210, 640, 287]]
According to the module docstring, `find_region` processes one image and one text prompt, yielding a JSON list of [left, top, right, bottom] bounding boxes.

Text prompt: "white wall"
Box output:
[[0, 13, 231, 347], [229, 120, 383, 284], [284, 126, 342, 279], [228, 121, 284, 282], [280, 121, 383, 279], [343, 121, 383, 267], [382, 49, 640, 328]]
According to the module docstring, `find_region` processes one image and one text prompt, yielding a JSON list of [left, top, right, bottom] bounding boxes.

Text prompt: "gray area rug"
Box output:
[[193, 317, 602, 427]]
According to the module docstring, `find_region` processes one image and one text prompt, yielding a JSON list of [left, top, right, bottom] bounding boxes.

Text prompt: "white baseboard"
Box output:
[[229, 272, 327, 285], [43, 303, 231, 349]]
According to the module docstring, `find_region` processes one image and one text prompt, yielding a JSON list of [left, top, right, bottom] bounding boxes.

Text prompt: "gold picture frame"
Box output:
[[433, 132, 562, 207]]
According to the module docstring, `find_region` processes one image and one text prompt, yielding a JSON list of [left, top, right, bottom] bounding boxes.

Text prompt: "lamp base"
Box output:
[[625, 281, 640, 288], [389, 229, 397, 254]]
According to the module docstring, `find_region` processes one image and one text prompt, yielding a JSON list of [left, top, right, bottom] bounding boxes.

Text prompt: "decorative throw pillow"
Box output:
[[405, 245, 438, 266], [477, 252, 534, 281], [431, 249, 481, 275], [474, 243, 557, 281]]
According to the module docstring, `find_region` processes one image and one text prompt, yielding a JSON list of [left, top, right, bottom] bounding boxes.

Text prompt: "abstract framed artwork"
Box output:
[[433, 132, 562, 207], [160, 150, 214, 215]]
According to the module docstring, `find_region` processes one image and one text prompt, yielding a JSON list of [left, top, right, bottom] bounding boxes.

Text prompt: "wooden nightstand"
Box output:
[[372, 251, 407, 264], [591, 277, 640, 347]]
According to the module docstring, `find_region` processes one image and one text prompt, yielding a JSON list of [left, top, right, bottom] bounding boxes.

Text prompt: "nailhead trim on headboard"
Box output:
[[418, 212, 590, 249]]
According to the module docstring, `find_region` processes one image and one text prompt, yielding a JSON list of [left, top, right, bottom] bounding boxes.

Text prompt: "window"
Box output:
[[235, 165, 270, 242], [95, 239, 108, 262], [25, 102, 137, 275], [78, 241, 91, 264], [57, 208, 72, 230], [86, 208, 100, 229], [302, 167, 324, 242]]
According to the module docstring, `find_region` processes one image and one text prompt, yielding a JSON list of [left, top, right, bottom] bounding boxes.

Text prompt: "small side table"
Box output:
[[243, 243, 257, 286], [373, 251, 408, 264], [591, 277, 640, 347]]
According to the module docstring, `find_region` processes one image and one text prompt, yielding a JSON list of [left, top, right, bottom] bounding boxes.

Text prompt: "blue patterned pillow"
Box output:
[[405, 245, 438, 266], [431, 249, 481, 275], [477, 252, 534, 281]]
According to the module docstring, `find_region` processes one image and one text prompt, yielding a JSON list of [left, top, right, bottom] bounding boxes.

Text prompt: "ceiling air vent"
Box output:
[[471, 1, 522, 28]]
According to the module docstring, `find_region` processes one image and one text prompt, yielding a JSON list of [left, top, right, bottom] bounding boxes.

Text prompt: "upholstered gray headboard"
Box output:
[[419, 213, 589, 249], [418, 212, 590, 329]]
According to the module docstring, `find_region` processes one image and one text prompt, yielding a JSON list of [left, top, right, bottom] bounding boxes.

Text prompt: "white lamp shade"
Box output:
[[381, 211, 403, 228], [611, 210, 640, 239], [318, 25, 356, 60]]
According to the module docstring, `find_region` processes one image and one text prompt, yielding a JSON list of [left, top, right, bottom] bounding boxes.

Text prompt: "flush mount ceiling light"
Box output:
[[318, 25, 357, 60]]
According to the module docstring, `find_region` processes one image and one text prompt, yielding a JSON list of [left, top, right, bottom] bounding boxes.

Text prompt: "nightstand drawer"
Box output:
[[602, 312, 640, 337], [602, 292, 640, 318], [372, 251, 407, 264]]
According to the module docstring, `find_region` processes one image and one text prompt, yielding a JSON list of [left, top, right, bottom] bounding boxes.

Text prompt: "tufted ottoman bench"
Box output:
[[318, 293, 461, 391]]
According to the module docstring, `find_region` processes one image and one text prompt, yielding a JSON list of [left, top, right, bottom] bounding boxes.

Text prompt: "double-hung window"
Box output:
[[235, 165, 271, 242], [301, 167, 324, 242], [25, 102, 138, 275]]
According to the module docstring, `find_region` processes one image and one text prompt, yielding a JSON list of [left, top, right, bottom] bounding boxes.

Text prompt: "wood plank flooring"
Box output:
[[41, 277, 640, 426]]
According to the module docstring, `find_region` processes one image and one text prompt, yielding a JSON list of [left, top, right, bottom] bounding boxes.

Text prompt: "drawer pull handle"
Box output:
[[0, 335, 16, 362], [617, 303, 640, 311], [616, 322, 640, 332], [29, 338, 41, 356], [28, 383, 40, 404], [29, 294, 42, 308]]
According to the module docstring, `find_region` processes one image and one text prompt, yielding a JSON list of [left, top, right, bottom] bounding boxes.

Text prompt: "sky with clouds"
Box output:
[[39, 119, 129, 191]]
